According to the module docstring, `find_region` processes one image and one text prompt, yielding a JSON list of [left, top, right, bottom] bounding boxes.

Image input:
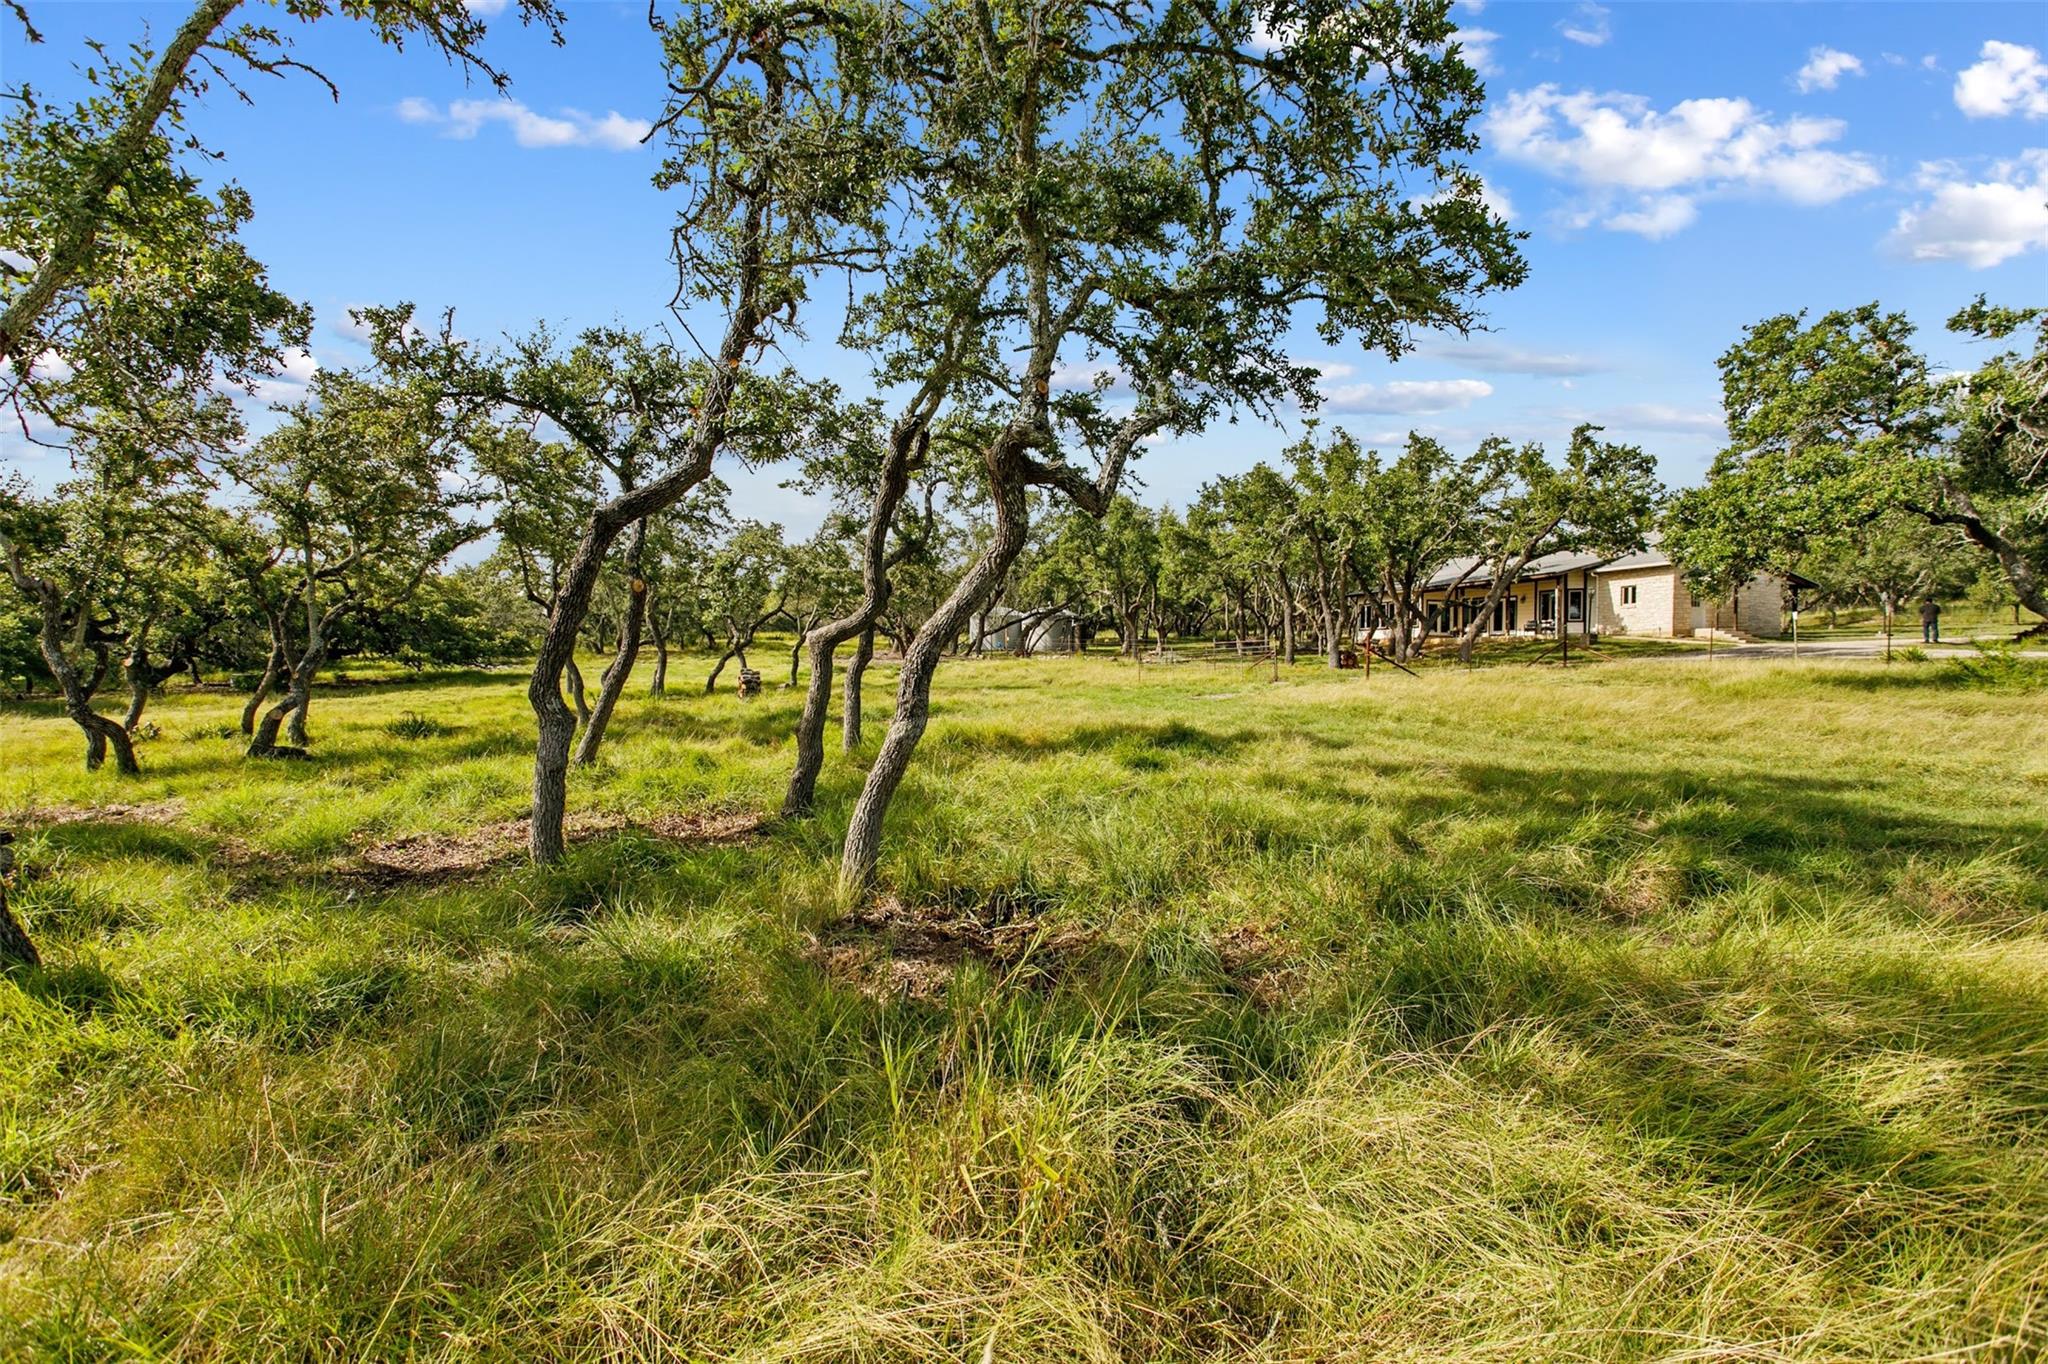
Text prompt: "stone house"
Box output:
[[1412, 535, 1802, 641]]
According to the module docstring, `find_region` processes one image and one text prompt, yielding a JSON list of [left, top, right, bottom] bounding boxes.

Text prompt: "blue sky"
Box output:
[[5, 0, 2046, 527]]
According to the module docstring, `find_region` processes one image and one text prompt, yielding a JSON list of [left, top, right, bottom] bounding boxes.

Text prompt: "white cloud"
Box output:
[[463, 0, 510, 13], [330, 311, 375, 346], [1605, 194, 1698, 238], [398, 97, 652, 151], [1318, 377, 1494, 415], [1422, 177, 1514, 221], [1600, 403, 1724, 436], [1486, 84, 1883, 237], [1795, 47, 1864, 93], [1557, 3, 1610, 48], [1887, 151, 2048, 268], [1954, 41, 2048, 119], [0, 347, 73, 384], [1456, 26, 1501, 77], [1051, 359, 1131, 393], [1427, 341, 1607, 377], [252, 348, 319, 404]]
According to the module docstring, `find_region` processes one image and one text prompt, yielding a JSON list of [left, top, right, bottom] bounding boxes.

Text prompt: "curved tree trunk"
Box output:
[[38, 614, 136, 775], [648, 627, 669, 697], [842, 624, 874, 753], [123, 663, 152, 733], [785, 418, 921, 815], [241, 640, 288, 735], [250, 641, 323, 757], [288, 688, 313, 748], [120, 618, 159, 733], [1277, 569, 1297, 665], [705, 649, 737, 693], [565, 658, 592, 727], [784, 632, 845, 817], [840, 467, 1028, 896], [573, 519, 648, 766]]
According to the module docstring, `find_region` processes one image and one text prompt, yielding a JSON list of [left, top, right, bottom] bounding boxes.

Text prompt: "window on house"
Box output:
[[1621, 585, 1639, 605], [1567, 588, 1585, 622]]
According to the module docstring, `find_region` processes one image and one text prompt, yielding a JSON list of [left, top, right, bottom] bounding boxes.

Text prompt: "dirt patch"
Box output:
[[1215, 920, 1305, 1008], [1603, 861, 1685, 922], [7, 799, 189, 829], [808, 894, 1097, 1002], [349, 809, 768, 885]]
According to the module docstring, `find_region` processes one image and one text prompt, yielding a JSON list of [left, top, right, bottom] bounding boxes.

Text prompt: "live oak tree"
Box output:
[[828, 0, 1521, 892], [1943, 299, 2046, 628], [779, 292, 985, 818], [0, 451, 200, 773], [2, 3, 313, 773], [1284, 427, 1372, 666], [230, 372, 480, 757], [1449, 424, 1661, 664], [0, 0, 560, 373], [1357, 434, 1512, 661], [470, 424, 603, 725], [779, 529, 862, 685], [1201, 465, 1301, 660], [699, 521, 790, 692], [376, 2, 900, 862], [1669, 301, 2047, 635]]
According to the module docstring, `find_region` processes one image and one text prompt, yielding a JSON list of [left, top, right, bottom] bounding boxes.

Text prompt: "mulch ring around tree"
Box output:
[[348, 809, 768, 885], [807, 893, 1099, 1002]]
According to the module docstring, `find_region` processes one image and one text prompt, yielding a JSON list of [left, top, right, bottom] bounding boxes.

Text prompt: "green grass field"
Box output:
[[3, 650, 2046, 1361]]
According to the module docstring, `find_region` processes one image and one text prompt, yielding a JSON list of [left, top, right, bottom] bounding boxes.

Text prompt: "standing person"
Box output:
[[1919, 597, 1942, 644]]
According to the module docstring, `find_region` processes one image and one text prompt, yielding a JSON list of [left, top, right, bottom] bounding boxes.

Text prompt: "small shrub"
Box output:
[[1941, 641, 2048, 692], [384, 711, 450, 740], [183, 723, 243, 742]]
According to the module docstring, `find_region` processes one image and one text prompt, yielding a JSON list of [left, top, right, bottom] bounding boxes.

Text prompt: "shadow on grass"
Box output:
[[34, 820, 216, 864], [1803, 657, 2048, 694], [936, 718, 1257, 765]]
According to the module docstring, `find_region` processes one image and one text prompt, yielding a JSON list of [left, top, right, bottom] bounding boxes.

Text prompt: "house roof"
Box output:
[[1595, 530, 1674, 573], [1421, 547, 1619, 591]]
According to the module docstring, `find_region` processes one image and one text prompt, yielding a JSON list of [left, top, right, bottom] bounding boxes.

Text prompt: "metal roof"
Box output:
[[1421, 547, 1622, 591], [1594, 530, 1674, 573]]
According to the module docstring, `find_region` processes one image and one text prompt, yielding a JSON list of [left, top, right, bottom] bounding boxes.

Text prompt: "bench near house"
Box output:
[[1413, 534, 1802, 641]]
